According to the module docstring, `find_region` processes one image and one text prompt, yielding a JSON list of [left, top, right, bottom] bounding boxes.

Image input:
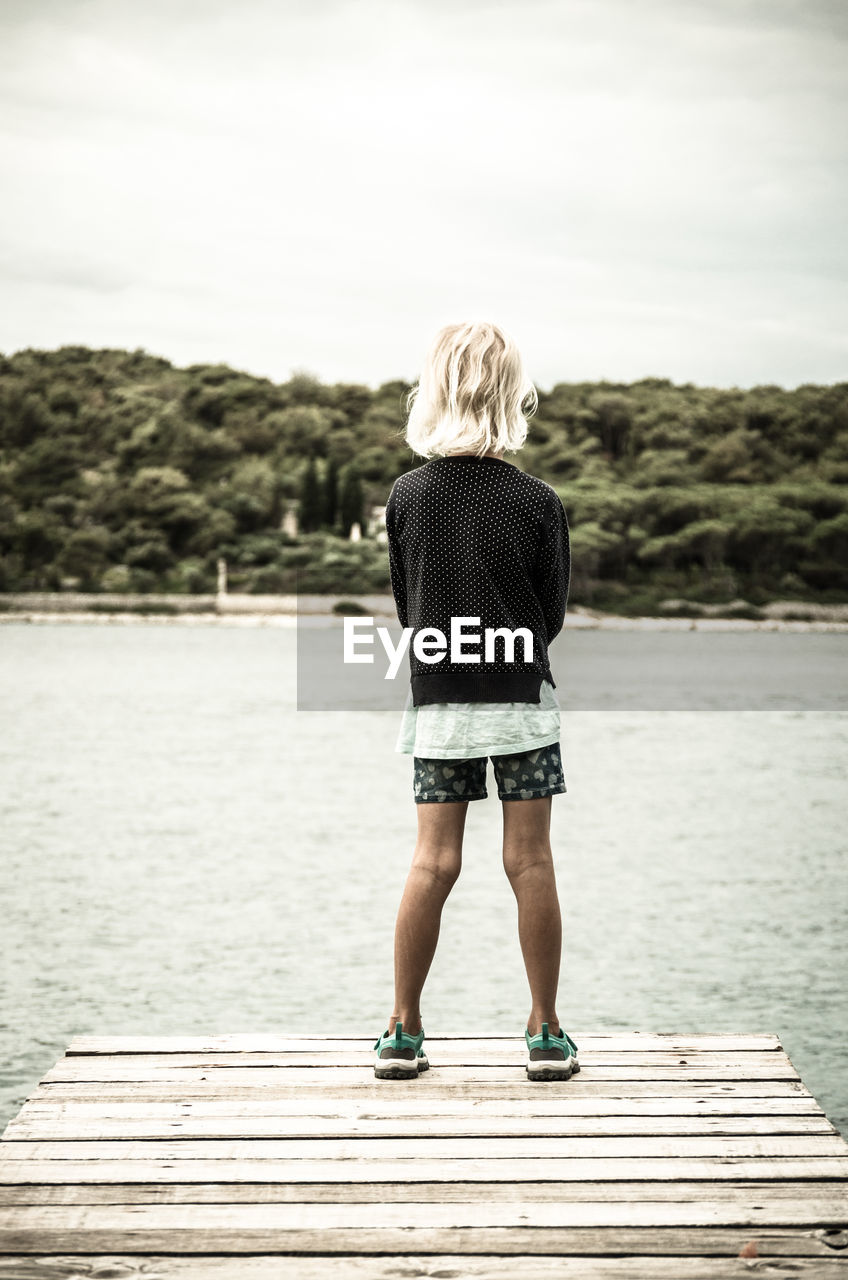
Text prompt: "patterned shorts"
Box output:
[[413, 742, 566, 804]]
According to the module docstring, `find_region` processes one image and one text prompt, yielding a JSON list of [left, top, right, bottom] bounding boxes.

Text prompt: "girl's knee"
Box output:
[[503, 841, 554, 885], [413, 842, 462, 888]]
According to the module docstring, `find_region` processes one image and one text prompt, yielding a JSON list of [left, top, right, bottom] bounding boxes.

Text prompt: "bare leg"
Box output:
[[502, 796, 562, 1036], [389, 801, 468, 1035]]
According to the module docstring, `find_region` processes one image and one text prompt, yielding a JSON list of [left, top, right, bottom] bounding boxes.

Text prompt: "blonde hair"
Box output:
[[405, 321, 537, 459]]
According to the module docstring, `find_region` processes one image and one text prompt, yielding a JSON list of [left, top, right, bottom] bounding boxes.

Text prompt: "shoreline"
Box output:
[[2, 591, 848, 632], [2, 606, 848, 633]]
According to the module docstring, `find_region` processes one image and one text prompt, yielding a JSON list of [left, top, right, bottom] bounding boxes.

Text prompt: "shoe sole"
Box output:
[[374, 1055, 429, 1080], [526, 1057, 579, 1082]]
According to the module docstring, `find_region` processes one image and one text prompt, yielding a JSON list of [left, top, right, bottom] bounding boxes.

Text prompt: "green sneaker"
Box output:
[[374, 1021, 429, 1080], [525, 1022, 579, 1081]]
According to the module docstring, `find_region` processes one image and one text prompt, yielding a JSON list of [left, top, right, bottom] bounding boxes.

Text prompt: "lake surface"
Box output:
[[1, 622, 847, 1136]]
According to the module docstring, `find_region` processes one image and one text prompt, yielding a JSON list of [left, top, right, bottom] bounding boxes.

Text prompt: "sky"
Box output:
[[1, 0, 846, 390]]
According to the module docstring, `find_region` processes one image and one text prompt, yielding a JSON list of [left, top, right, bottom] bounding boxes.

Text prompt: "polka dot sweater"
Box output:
[[385, 455, 570, 706]]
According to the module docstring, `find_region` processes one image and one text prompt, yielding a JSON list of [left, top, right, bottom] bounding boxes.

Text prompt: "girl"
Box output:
[[374, 321, 579, 1082]]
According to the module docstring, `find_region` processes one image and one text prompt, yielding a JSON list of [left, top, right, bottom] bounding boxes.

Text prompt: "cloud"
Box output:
[[0, 0, 845, 386]]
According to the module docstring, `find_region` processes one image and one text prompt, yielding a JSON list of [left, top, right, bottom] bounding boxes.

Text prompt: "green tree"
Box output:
[[588, 393, 634, 460], [727, 493, 815, 583], [13, 510, 65, 573], [125, 535, 172, 574], [125, 466, 214, 552], [637, 519, 728, 574], [221, 458, 281, 533], [100, 564, 132, 591], [0, 344, 846, 601], [699, 428, 765, 483], [299, 458, 322, 533], [56, 525, 117, 587], [183, 506, 237, 556], [812, 511, 848, 560], [338, 463, 364, 536], [569, 520, 622, 578], [13, 436, 81, 497], [270, 405, 333, 457], [322, 456, 339, 528], [803, 511, 848, 589]]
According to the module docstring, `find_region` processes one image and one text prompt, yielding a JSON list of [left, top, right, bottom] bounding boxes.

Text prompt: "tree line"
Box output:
[[0, 345, 846, 609]]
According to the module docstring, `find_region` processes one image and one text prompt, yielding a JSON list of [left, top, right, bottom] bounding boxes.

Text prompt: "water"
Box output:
[[1, 623, 847, 1135]]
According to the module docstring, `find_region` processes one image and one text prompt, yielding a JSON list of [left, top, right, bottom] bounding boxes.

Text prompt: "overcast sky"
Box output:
[[1, 0, 846, 389]]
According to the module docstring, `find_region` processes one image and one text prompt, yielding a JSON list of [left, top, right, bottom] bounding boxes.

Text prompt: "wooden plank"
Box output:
[[1, 1257, 846, 1280], [30, 1077, 814, 1099], [14, 1093, 825, 1116], [27, 1079, 815, 1104], [2, 1157, 847, 1184], [3, 1136, 846, 1161], [0, 1223, 845, 1256], [65, 1033, 785, 1054], [3, 1113, 835, 1141], [52, 1049, 796, 1068], [1, 1198, 847, 1230], [0, 1179, 844, 1206], [2, 1257, 845, 1279], [40, 1060, 801, 1083]]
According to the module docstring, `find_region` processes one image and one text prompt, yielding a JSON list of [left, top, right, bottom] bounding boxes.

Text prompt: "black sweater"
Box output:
[[385, 455, 570, 706]]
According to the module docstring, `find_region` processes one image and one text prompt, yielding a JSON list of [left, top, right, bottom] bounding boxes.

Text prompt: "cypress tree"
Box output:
[[298, 458, 322, 533], [323, 456, 339, 529], [338, 463, 364, 537]]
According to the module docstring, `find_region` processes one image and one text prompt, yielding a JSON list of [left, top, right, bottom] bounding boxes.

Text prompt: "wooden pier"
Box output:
[[1, 1033, 847, 1277]]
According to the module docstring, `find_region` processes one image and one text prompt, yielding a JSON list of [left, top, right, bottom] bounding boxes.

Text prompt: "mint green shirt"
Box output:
[[396, 679, 561, 759]]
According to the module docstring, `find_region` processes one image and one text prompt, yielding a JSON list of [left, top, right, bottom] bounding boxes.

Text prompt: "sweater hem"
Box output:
[[411, 670, 552, 707]]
